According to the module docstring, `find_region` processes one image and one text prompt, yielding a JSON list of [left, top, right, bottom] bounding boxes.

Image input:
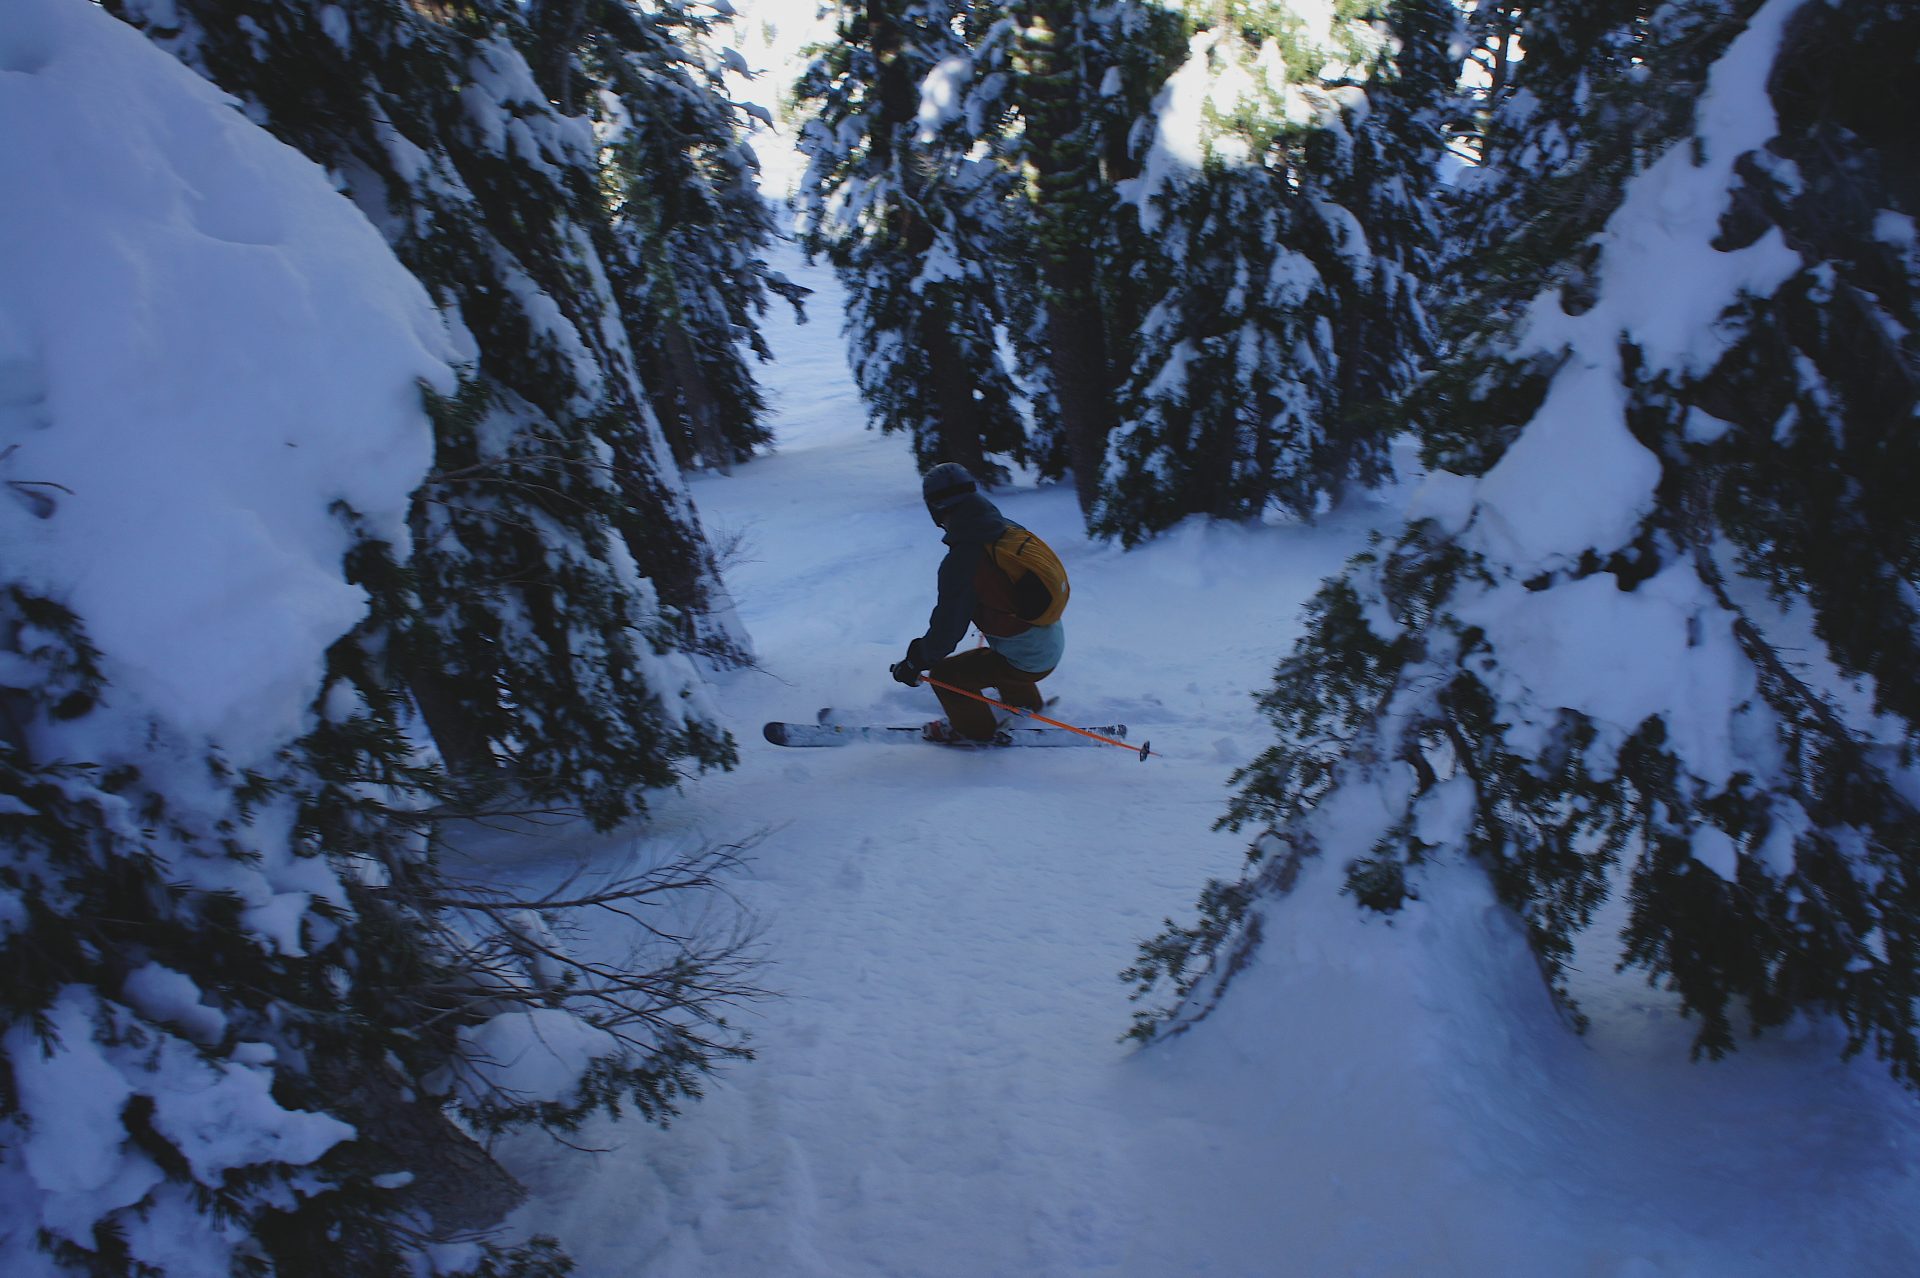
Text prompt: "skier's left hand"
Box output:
[[890, 659, 921, 687]]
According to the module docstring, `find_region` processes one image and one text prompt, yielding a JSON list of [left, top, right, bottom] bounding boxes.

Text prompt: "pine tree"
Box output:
[[795, 0, 1029, 482], [585, 0, 809, 474], [1101, 157, 1330, 540], [1425, 0, 1721, 467], [1007, 0, 1147, 513], [1317, 0, 1455, 473], [0, 591, 463, 1276], [113, 0, 747, 824], [1126, 0, 1920, 1091], [2, 4, 607, 1266], [1096, 0, 1453, 543]]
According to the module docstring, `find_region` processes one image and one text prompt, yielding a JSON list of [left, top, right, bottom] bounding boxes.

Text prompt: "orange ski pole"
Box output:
[[920, 675, 1153, 761]]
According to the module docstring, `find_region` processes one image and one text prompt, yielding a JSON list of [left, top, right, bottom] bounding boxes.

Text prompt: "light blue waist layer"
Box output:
[[988, 621, 1064, 674]]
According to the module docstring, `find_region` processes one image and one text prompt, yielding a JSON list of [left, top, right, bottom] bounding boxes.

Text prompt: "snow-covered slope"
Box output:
[[493, 246, 1920, 1274]]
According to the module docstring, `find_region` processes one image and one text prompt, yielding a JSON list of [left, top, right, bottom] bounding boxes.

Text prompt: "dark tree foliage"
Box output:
[[794, 0, 1184, 498], [1101, 161, 1343, 539], [1097, 0, 1456, 543], [1637, 0, 1920, 1070], [3, 556, 759, 1273], [0, 588, 572, 1276], [985, 0, 1187, 490], [796, 0, 1032, 483], [1424, 0, 1749, 470], [1009, 0, 1127, 510], [1129, 0, 1920, 1090], [588, 0, 809, 474]]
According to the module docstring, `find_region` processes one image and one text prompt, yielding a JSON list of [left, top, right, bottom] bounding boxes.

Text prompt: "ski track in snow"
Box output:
[[485, 246, 1920, 1276]]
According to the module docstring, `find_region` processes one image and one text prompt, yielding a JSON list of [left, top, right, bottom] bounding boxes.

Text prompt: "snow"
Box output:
[[120, 964, 229, 1046], [1403, 466, 1477, 537], [1690, 824, 1741, 881], [490, 243, 1920, 1274], [7, 991, 151, 1222], [451, 1010, 624, 1109], [1519, 0, 1806, 375], [1469, 0, 1818, 578], [317, 3, 349, 50], [1454, 564, 1753, 785], [1395, 0, 1839, 905], [8, 986, 353, 1252], [145, 1036, 356, 1185], [721, 0, 837, 200], [1125, 29, 1284, 230], [1468, 355, 1662, 570], [0, 0, 452, 769], [916, 55, 972, 143], [1875, 209, 1916, 250]]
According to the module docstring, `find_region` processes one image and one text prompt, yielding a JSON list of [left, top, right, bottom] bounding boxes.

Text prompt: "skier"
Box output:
[[891, 463, 1067, 744]]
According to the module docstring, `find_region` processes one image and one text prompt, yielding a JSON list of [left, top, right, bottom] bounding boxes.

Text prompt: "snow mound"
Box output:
[[0, 0, 454, 768]]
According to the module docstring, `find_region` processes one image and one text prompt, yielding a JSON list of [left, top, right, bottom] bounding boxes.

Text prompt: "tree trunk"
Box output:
[[873, 0, 1007, 479], [320, 1059, 528, 1237], [921, 307, 992, 477], [659, 307, 731, 473], [868, 0, 917, 168], [408, 665, 497, 781], [403, 502, 500, 781], [1042, 253, 1118, 518], [528, 0, 589, 113], [1019, 3, 1121, 518]]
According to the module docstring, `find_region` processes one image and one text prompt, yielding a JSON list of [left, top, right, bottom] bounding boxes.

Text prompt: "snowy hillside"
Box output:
[[487, 246, 1920, 1275]]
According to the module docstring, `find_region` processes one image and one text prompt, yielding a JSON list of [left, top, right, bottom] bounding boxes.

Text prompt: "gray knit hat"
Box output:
[[921, 462, 977, 520]]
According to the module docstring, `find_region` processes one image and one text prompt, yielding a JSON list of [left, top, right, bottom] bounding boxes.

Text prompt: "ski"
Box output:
[[763, 721, 1125, 750], [814, 696, 1058, 726]]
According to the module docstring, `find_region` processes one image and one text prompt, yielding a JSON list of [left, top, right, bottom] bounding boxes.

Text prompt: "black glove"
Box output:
[[890, 659, 921, 687]]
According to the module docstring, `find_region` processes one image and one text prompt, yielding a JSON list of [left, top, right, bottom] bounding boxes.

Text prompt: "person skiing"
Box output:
[[891, 463, 1067, 744]]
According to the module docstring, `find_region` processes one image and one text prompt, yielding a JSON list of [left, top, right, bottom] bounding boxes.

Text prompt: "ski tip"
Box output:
[[762, 722, 787, 746]]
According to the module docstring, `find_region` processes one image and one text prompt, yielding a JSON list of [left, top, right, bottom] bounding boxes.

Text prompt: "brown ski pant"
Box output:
[[928, 646, 1053, 741]]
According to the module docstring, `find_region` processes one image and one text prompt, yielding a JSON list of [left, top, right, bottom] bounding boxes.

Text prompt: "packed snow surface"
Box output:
[[494, 246, 1920, 1275]]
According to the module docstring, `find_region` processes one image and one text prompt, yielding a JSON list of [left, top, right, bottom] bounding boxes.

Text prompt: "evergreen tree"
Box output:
[[1126, 0, 1920, 1093], [0, 588, 548, 1276], [1007, 0, 1178, 514], [585, 0, 809, 474], [1098, 18, 1340, 539], [1317, 0, 1455, 473], [1427, 0, 1718, 470], [2, 4, 631, 1266], [796, 0, 1030, 482], [792, 0, 1188, 505], [113, 0, 748, 824], [1096, 0, 1453, 543]]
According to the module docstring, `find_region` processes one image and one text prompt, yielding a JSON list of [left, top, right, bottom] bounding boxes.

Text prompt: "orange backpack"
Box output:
[[987, 525, 1070, 627]]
